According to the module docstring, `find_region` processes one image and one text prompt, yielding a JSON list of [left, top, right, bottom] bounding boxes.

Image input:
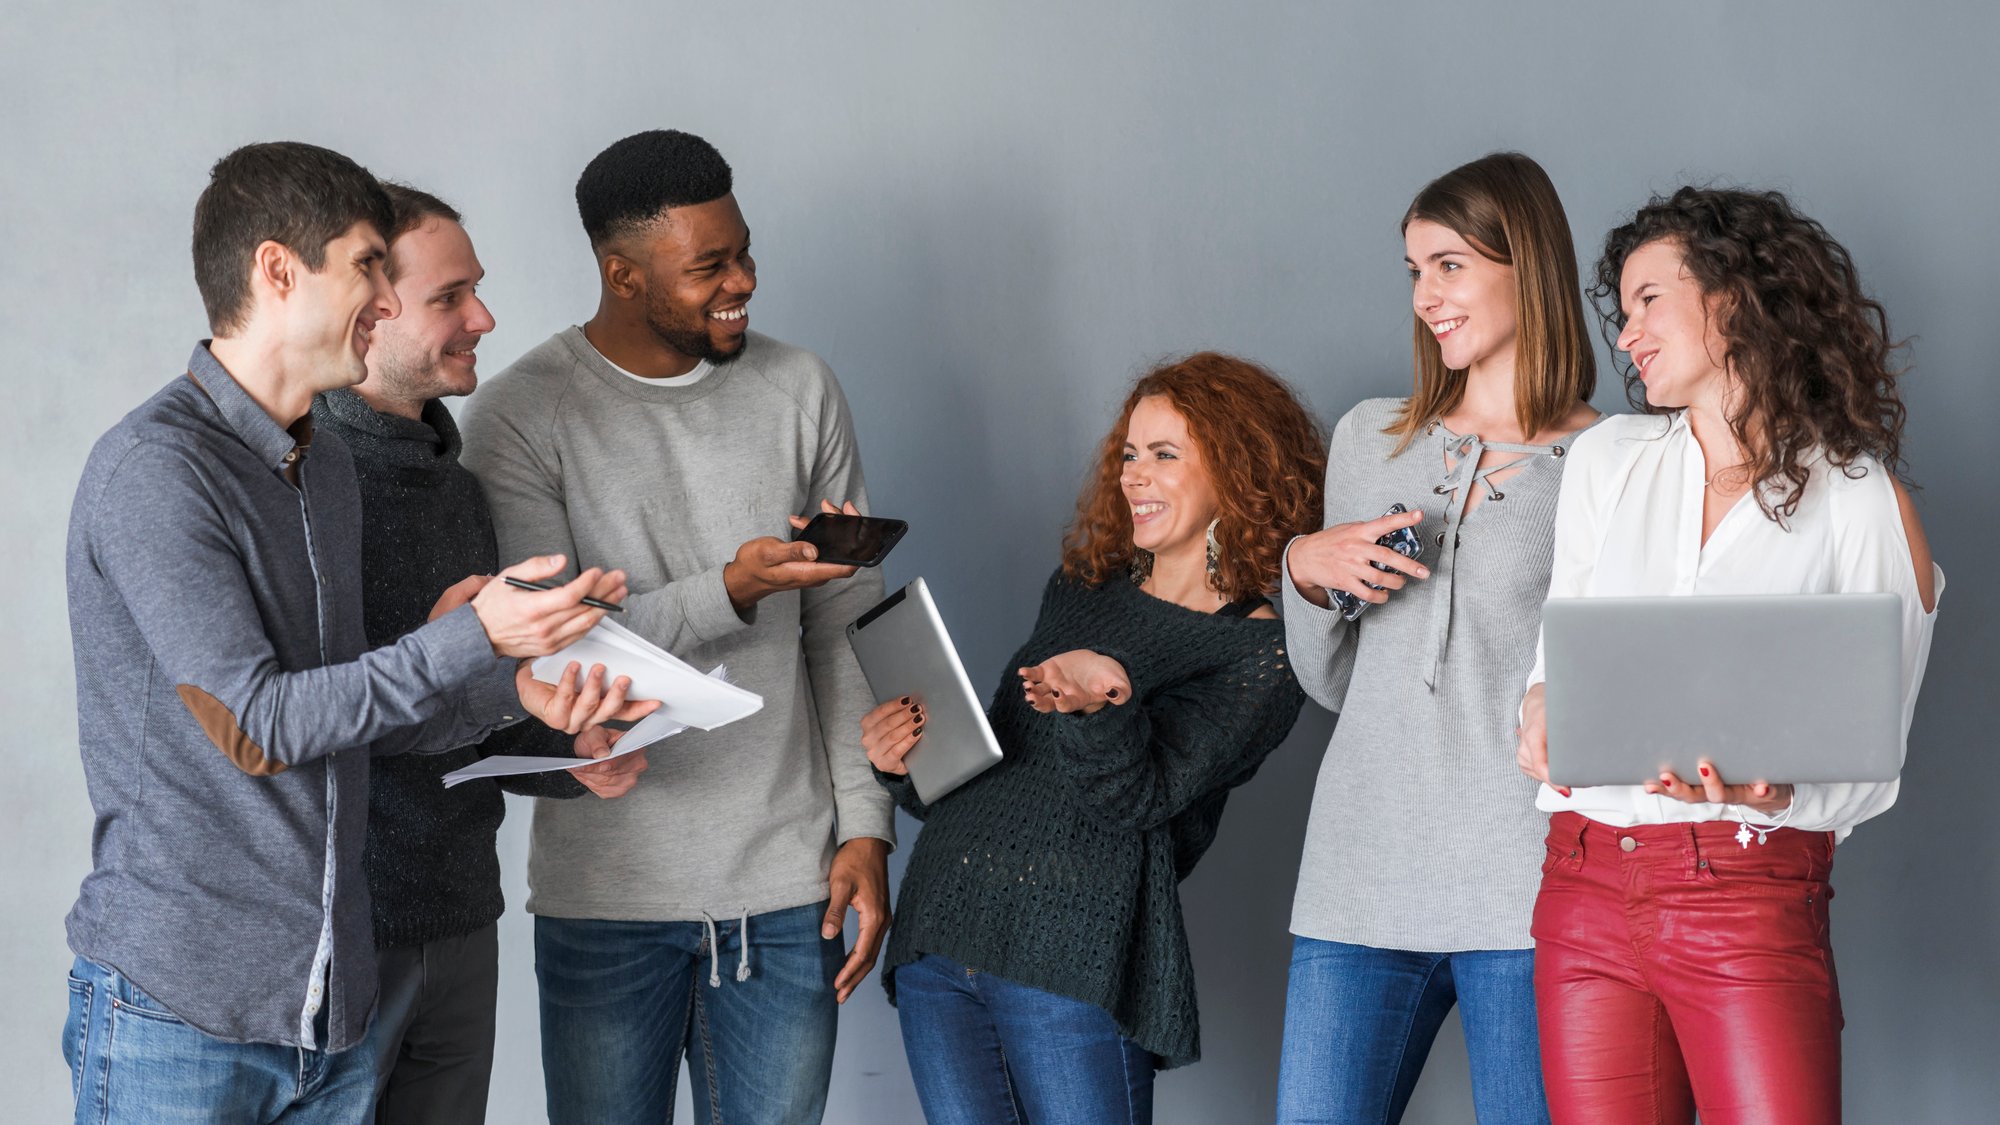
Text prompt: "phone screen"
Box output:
[[795, 514, 908, 567]]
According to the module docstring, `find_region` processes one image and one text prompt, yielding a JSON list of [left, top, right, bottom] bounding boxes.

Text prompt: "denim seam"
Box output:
[[1382, 956, 1449, 1125], [693, 975, 721, 1123], [80, 978, 107, 1124], [967, 968, 1025, 1124], [100, 997, 125, 1125], [1122, 1035, 1142, 1125], [1648, 1000, 1669, 1122]]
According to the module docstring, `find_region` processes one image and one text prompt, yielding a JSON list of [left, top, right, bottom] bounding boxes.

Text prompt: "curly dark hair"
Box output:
[[575, 129, 733, 250], [1591, 186, 1909, 521], [1060, 353, 1327, 601]]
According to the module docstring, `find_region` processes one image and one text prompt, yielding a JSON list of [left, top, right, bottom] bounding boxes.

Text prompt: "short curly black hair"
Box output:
[[575, 130, 733, 250]]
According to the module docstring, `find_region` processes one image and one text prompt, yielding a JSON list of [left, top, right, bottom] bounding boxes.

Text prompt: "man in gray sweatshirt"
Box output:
[[460, 129, 894, 1123], [62, 142, 641, 1122]]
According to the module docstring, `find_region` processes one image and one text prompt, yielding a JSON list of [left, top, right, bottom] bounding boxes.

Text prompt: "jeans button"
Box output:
[[1619, 836, 1637, 852]]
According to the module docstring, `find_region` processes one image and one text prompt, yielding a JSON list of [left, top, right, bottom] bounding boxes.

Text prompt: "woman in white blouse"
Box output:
[[1515, 187, 1941, 1124]]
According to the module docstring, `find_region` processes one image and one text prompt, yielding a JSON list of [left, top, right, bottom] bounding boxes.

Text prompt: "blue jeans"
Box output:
[[62, 955, 376, 1124], [894, 953, 1154, 1125], [1277, 938, 1549, 1125], [535, 901, 843, 1125]]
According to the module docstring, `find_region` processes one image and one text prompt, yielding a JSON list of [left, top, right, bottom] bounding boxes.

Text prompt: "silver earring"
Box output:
[[1205, 518, 1221, 587]]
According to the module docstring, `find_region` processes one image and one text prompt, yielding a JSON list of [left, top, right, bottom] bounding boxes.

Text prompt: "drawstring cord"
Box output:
[[698, 910, 754, 987]]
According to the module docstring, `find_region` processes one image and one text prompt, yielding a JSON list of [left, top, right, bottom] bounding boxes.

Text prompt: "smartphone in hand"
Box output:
[[1328, 503, 1424, 621], [793, 513, 909, 568]]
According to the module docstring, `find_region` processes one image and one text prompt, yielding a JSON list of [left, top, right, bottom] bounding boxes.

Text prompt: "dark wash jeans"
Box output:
[[894, 952, 1155, 1125], [1277, 937, 1550, 1125], [535, 901, 843, 1125], [63, 955, 376, 1124]]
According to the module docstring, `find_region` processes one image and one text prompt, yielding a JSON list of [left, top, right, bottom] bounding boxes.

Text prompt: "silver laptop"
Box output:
[[846, 578, 1004, 804], [1542, 593, 1903, 788]]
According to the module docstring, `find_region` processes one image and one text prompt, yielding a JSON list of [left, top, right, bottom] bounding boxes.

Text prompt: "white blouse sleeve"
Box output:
[[1524, 419, 1623, 693], [1780, 465, 1944, 837]]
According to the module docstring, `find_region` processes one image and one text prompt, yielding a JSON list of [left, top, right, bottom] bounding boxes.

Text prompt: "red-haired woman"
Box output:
[[860, 353, 1325, 1124], [1517, 187, 1942, 1122]]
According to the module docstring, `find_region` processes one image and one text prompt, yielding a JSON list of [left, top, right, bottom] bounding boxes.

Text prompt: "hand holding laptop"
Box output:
[[1642, 762, 1792, 816], [1515, 683, 1790, 813]]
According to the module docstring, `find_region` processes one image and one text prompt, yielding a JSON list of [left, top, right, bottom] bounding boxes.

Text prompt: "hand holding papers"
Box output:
[[530, 618, 763, 730], [442, 704, 689, 788], [440, 613, 764, 789]]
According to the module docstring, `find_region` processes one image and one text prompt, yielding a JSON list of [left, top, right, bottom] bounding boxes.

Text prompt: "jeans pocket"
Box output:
[[111, 978, 188, 1025], [1696, 842, 1827, 901], [64, 973, 91, 1102]]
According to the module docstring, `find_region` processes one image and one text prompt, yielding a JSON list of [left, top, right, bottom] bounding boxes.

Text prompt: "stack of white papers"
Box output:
[[529, 618, 763, 730], [438, 620, 764, 789], [440, 704, 690, 788]]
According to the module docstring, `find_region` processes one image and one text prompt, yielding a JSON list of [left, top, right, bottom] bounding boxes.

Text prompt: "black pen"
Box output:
[[503, 576, 626, 613]]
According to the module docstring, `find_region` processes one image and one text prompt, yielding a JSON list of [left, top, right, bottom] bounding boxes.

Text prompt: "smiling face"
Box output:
[[364, 217, 495, 409], [1121, 395, 1221, 558], [1405, 218, 1518, 373], [628, 193, 756, 365], [286, 221, 399, 391], [1615, 239, 1731, 409]]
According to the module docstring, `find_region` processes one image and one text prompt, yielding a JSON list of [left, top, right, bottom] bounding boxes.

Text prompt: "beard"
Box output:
[[370, 332, 474, 405], [643, 287, 745, 366]]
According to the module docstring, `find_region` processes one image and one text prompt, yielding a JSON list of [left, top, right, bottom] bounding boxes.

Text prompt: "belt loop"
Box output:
[[1682, 823, 1707, 879]]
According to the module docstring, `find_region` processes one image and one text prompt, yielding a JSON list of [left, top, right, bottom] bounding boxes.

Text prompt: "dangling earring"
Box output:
[[1205, 518, 1222, 589], [1128, 547, 1154, 586]]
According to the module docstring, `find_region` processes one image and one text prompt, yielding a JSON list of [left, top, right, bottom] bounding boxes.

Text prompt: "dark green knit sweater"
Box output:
[[879, 569, 1305, 1068]]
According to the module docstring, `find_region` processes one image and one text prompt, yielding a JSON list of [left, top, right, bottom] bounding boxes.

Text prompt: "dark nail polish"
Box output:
[[1106, 688, 1120, 699], [1051, 689, 1062, 697], [912, 724, 924, 736], [899, 696, 910, 706], [909, 704, 921, 714]]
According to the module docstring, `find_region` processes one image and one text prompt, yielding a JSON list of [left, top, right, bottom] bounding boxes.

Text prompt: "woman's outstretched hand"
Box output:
[[1018, 650, 1131, 715]]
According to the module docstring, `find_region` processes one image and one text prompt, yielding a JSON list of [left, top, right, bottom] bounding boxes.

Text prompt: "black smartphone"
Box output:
[[792, 513, 909, 568]]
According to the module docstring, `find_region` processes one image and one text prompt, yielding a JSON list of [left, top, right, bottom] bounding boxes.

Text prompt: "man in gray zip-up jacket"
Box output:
[[60, 141, 640, 1124]]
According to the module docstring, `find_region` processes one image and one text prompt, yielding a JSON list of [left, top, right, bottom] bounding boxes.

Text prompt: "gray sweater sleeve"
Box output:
[[797, 371, 896, 846], [460, 376, 752, 651], [1280, 411, 1362, 713], [94, 441, 517, 770]]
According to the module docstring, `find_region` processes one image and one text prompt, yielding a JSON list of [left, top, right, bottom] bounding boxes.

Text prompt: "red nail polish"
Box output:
[[1699, 766, 1710, 777]]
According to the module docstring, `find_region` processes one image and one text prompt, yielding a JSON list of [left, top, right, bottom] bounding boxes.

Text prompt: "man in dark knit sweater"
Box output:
[[311, 183, 650, 1124]]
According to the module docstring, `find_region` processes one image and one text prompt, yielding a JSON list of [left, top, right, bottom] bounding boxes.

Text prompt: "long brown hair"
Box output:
[[1592, 186, 1909, 521], [1388, 152, 1597, 452], [1060, 353, 1326, 601]]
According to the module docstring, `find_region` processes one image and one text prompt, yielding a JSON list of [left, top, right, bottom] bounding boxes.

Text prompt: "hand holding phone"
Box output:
[[1326, 503, 1427, 621], [792, 512, 909, 568]]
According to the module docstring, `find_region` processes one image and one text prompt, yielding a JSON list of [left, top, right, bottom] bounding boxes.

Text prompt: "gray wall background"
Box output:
[[4, 2, 1994, 1121]]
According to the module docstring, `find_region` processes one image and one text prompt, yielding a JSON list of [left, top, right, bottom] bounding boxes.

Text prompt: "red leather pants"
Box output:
[[1531, 811, 1842, 1125]]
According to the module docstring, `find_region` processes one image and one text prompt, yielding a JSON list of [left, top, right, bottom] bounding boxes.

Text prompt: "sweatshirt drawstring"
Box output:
[[700, 913, 722, 987], [699, 910, 754, 987]]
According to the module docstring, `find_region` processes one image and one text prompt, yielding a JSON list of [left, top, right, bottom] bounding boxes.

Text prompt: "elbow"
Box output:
[[176, 684, 292, 776]]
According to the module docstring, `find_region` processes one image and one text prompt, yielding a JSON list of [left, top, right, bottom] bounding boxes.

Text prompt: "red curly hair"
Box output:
[[1061, 353, 1327, 601]]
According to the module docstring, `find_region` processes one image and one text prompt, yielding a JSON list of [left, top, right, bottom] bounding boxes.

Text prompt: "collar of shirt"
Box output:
[[185, 341, 315, 477]]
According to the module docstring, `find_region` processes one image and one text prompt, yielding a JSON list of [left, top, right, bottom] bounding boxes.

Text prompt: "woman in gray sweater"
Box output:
[[1275, 152, 1601, 1124]]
